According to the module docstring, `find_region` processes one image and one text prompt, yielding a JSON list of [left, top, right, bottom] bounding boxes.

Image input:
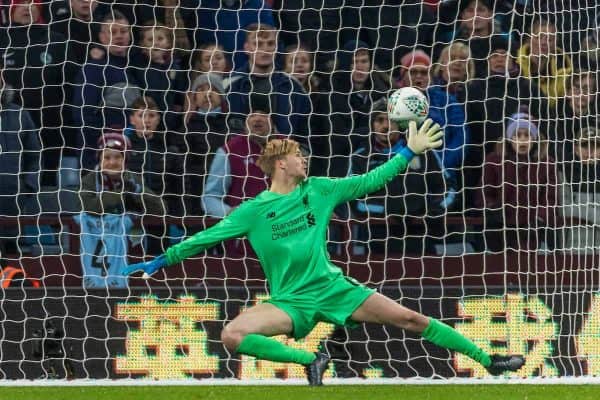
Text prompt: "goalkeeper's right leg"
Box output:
[[350, 292, 525, 374]]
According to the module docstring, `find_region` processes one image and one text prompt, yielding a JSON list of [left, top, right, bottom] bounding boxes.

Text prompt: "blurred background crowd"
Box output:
[[0, 0, 598, 267]]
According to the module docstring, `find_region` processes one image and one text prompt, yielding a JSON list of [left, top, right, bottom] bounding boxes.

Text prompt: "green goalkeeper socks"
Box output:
[[422, 318, 492, 368], [236, 334, 317, 365]]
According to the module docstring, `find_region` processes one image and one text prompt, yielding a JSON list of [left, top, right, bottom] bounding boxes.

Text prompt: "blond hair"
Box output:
[[257, 139, 300, 176], [433, 41, 475, 81]]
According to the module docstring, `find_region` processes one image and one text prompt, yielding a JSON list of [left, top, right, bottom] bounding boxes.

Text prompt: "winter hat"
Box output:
[[191, 72, 225, 94], [97, 131, 131, 155], [506, 113, 539, 140], [400, 50, 432, 70], [370, 97, 388, 125]]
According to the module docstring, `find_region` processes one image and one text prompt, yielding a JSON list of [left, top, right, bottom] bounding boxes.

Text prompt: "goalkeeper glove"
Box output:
[[123, 254, 168, 278], [406, 119, 443, 155]]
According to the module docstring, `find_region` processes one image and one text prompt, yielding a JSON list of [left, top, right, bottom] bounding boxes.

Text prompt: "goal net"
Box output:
[[0, 0, 599, 382]]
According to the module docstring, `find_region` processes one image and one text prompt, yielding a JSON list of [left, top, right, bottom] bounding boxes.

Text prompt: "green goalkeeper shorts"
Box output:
[[266, 275, 375, 340]]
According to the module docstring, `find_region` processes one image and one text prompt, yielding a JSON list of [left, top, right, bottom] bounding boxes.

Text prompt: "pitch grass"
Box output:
[[3, 385, 600, 400]]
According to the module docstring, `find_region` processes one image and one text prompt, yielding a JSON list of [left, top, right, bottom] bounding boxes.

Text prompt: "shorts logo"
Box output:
[[306, 212, 316, 227]]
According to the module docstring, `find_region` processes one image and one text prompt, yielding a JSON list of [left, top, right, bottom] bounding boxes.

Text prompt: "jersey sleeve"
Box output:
[[313, 147, 414, 205], [165, 203, 252, 265]]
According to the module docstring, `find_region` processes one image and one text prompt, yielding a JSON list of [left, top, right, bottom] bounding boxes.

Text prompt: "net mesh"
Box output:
[[0, 0, 599, 381]]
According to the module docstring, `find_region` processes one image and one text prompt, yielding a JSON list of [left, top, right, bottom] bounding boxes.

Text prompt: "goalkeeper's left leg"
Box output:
[[350, 292, 524, 375]]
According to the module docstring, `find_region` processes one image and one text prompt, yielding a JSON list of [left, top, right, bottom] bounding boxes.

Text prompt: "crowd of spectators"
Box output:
[[0, 0, 598, 258]]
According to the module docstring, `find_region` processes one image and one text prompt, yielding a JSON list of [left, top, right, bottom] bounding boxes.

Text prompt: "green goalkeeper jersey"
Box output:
[[165, 150, 413, 299]]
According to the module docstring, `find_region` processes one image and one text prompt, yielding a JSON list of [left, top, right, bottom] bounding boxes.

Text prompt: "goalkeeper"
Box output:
[[124, 119, 524, 385]]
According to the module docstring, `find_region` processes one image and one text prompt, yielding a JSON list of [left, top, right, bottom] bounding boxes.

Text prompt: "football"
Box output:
[[387, 87, 429, 130]]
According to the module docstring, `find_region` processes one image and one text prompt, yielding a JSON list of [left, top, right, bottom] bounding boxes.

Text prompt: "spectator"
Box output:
[[78, 132, 164, 289], [355, 0, 436, 72], [464, 36, 545, 206], [49, 0, 99, 70], [560, 127, 600, 254], [133, 24, 186, 130], [80, 132, 165, 216], [282, 43, 329, 175], [72, 10, 142, 171], [277, 1, 435, 73], [201, 95, 273, 218], [49, 0, 101, 154], [0, 79, 40, 216], [432, 41, 474, 103], [551, 70, 599, 162], [282, 43, 322, 94], [436, 0, 508, 78], [124, 96, 183, 216], [323, 40, 390, 178], [180, 73, 228, 214], [228, 23, 310, 136], [516, 17, 573, 108], [0, 0, 66, 185], [180, 0, 274, 70], [190, 43, 231, 87], [398, 49, 468, 196], [349, 98, 451, 254], [476, 113, 558, 251]]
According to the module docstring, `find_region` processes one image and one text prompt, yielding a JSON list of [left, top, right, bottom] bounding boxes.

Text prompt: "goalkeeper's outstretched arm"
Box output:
[[321, 119, 443, 205], [123, 205, 251, 277]]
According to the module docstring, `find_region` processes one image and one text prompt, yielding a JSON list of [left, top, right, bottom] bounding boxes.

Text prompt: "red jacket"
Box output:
[[476, 151, 558, 227]]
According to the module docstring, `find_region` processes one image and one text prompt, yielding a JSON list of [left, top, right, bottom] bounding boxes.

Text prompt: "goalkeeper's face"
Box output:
[[280, 149, 307, 181]]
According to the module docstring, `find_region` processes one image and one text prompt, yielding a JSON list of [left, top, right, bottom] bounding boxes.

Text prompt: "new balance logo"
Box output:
[[266, 211, 276, 219], [306, 212, 316, 227], [302, 194, 309, 208]]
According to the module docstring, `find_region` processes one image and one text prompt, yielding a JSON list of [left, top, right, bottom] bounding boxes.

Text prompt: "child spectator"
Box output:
[[476, 113, 558, 251], [180, 73, 228, 214], [551, 70, 599, 162], [463, 36, 546, 207], [77, 132, 165, 288], [282, 43, 329, 175], [134, 24, 186, 130], [190, 43, 231, 87], [349, 98, 452, 254], [80, 132, 165, 216], [124, 96, 184, 216], [179, 0, 274, 70]]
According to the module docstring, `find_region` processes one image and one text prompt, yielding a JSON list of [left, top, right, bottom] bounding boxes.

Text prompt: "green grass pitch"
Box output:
[[2, 385, 600, 400]]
